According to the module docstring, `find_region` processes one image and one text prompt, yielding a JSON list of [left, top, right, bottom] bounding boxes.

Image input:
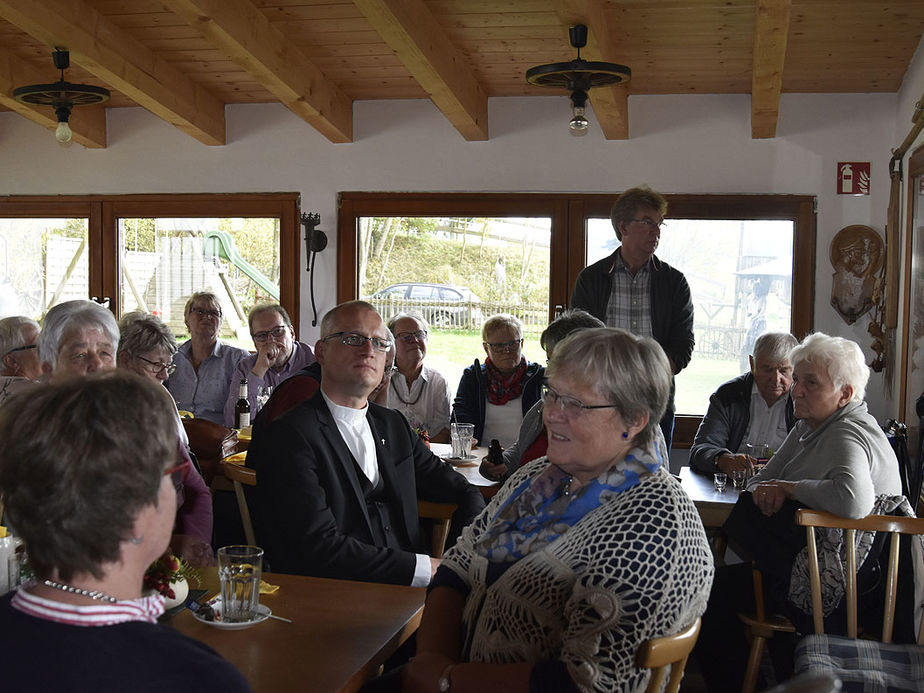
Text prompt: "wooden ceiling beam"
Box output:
[[353, 0, 488, 141], [163, 0, 353, 143], [751, 0, 792, 139], [552, 0, 629, 140], [0, 0, 226, 146], [0, 46, 106, 148]]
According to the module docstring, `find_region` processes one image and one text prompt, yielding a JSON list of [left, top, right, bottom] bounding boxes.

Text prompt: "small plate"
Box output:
[[443, 454, 478, 466], [191, 598, 271, 630]]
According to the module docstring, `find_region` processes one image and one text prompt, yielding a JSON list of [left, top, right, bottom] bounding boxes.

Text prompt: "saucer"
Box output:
[[191, 598, 271, 630], [443, 454, 477, 466]]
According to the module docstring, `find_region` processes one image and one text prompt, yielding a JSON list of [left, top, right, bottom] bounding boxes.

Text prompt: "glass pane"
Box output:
[[0, 218, 89, 319], [906, 174, 924, 453], [359, 216, 551, 390], [118, 217, 280, 350], [587, 218, 794, 415]]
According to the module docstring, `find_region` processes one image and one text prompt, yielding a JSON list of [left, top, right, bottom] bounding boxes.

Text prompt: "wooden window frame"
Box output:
[[338, 191, 815, 448], [0, 193, 301, 334]]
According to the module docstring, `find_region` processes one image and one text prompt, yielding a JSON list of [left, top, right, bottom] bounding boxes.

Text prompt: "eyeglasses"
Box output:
[[190, 307, 222, 319], [137, 355, 176, 376], [629, 217, 665, 230], [163, 458, 191, 491], [322, 332, 393, 352], [396, 330, 428, 343], [4, 344, 37, 356], [252, 325, 288, 344], [541, 384, 620, 417], [484, 339, 522, 353]]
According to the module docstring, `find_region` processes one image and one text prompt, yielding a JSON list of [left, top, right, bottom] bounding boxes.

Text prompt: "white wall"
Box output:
[[4, 55, 923, 419]]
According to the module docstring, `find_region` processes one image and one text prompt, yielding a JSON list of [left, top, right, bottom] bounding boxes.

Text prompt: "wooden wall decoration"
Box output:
[[830, 224, 884, 326]]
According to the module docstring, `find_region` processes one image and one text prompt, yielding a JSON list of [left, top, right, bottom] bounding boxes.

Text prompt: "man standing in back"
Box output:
[[223, 303, 315, 427], [247, 300, 484, 585], [570, 185, 694, 450]]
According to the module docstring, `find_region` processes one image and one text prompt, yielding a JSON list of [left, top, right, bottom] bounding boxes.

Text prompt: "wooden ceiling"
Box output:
[[0, 0, 921, 148]]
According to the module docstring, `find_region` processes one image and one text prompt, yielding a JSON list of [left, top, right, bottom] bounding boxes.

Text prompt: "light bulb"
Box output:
[[569, 106, 589, 136], [55, 120, 72, 144]]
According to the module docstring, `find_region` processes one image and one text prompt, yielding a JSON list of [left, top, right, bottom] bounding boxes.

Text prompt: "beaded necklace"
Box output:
[[42, 578, 118, 603]]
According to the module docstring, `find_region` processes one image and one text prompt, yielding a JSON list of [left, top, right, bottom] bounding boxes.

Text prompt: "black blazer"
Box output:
[[248, 390, 484, 585]]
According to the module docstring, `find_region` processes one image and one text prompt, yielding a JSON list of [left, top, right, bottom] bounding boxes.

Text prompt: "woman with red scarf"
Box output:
[[452, 314, 543, 449]]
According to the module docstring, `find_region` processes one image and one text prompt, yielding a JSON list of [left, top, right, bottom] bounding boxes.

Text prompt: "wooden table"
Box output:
[[169, 572, 425, 693], [430, 442, 500, 499], [679, 465, 740, 528]]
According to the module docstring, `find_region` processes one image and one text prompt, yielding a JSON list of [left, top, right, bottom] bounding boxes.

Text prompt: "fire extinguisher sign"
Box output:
[[837, 162, 871, 195]]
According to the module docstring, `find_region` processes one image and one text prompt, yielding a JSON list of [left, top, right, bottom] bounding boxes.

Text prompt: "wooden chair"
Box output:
[[220, 460, 257, 545], [218, 459, 458, 559], [416, 500, 457, 558], [792, 510, 924, 691], [739, 564, 797, 693], [635, 618, 702, 693], [182, 417, 237, 486]]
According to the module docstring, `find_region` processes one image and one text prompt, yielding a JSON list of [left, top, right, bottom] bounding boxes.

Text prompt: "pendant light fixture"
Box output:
[[526, 25, 630, 137], [13, 49, 110, 145]]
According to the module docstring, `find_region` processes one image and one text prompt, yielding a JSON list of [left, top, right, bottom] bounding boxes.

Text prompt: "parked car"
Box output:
[[368, 283, 483, 330]]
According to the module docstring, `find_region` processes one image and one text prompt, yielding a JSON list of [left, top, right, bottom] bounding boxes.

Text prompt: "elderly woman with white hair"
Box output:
[[452, 313, 544, 449], [38, 299, 119, 379], [0, 315, 41, 406], [401, 328, 713, 693], [696, 332, 902, 692]]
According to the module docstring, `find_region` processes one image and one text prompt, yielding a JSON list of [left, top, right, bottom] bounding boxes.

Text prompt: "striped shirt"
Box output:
[[605, 249, 654, 338], [11, 584, 165, 627]]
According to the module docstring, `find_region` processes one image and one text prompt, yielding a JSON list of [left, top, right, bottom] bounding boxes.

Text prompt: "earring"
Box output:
[[621, 432, 629, 439], [129, 534, 144, 545]]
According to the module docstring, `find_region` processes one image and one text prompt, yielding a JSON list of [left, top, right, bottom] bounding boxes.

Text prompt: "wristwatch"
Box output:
[[438, 664, 455, 692]]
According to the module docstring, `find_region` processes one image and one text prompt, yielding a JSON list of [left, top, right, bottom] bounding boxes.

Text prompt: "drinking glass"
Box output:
[[217, 545, 263, 623], [732, 469, 747, 489], [255, 385, 273, 413], [451, 422, 475, 459], [713, 472, 727, 492], [746, 442, 773, 473]]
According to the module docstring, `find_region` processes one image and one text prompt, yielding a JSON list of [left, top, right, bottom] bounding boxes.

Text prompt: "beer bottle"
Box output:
[[235, 378, 251, 429]]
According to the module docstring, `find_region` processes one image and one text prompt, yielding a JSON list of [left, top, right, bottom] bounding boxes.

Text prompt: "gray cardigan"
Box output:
[[745, 400, 901, 518]]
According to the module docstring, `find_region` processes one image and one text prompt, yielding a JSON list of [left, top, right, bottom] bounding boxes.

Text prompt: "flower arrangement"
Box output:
[[413, 427, 431, 447], [143, 553, 199, 600]]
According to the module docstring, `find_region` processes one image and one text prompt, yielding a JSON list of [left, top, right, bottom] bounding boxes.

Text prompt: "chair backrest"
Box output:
[[635, 618, 701, 693], [182, 417, 236, 485], [416, 500, 457, 558], [220, 460, 257, 545], [796, 508, 924, 645]]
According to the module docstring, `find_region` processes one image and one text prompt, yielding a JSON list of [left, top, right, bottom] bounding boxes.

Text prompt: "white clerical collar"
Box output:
[[321, 389, 368, 425]]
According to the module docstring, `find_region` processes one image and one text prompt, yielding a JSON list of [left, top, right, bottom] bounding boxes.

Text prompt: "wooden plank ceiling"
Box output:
[[0, 0, 921, 147]]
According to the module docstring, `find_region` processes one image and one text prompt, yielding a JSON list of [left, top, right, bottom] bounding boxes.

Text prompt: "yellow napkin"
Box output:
[[224, 451, 248, 465], [259, 579, 279, 594]]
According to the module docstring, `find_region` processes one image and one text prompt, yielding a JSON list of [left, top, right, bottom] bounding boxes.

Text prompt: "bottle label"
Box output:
[[238, 412, 250, 428]]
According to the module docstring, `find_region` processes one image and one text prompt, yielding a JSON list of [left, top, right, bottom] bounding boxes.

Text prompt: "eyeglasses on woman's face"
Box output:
[[5, 344, 37, 356], [190, 307, 221, 320], [322, 331, 393, 352], [137, 355, 176, 376], [163, 458, 191, 491], [484, 338, 522, 353], [541, 384, 619, 417]]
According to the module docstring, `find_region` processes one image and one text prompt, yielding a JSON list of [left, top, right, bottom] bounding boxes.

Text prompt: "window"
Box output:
[[0, 195, 300, 339], [340, 192, 815, 448]]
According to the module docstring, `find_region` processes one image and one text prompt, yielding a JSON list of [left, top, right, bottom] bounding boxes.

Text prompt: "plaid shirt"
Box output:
[[605, 249, 654, 338]]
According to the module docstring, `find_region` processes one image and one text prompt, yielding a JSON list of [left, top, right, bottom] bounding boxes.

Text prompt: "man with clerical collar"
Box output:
[[247, 300, 484, 586], [690, 332, 798, 476]]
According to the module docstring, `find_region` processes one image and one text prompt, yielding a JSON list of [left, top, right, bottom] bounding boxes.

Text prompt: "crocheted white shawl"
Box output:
[[441, 459, 715, 692]]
